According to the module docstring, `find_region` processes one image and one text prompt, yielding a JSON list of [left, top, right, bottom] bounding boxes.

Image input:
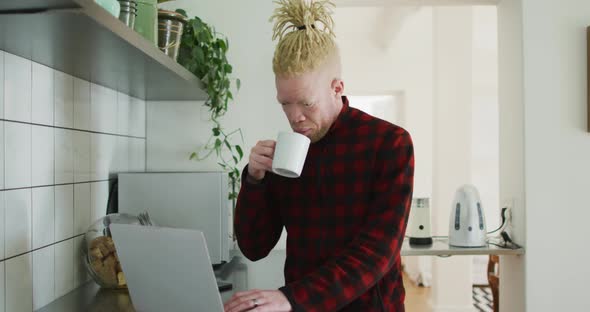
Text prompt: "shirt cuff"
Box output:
[[241, 165, 268, 188], [278, 285, 305, 312]]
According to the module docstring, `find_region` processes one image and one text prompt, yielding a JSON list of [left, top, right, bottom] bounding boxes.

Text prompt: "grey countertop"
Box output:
[[36, 239, 523, 311], [36, 250, 287, 312]]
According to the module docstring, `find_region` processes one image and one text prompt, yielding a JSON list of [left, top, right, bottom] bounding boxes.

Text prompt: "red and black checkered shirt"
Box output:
[[234, 96, 414, 312]]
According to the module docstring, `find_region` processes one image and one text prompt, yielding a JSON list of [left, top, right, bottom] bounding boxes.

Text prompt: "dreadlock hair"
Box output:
[[270, 0, 338, 77]]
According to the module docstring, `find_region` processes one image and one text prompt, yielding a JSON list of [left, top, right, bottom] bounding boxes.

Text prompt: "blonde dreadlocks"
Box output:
[[271, 0, 338, 77]]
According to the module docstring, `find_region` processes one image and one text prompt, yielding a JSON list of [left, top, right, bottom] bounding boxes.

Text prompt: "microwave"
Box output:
[[118, 172, 231, 264]]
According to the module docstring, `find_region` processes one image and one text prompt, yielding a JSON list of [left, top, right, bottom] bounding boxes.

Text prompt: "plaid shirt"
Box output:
[[234, 96, 414, 312]]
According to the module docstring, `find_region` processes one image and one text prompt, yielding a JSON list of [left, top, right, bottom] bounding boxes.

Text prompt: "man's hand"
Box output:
[[224, 289, 292, 312], [248, 140, 276, 181]]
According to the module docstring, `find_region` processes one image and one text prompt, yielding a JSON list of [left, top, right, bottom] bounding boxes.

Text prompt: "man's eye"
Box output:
[[304, 102, 314, 107]]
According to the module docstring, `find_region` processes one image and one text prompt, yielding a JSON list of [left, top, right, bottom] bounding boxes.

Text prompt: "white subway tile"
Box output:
[[54, 71, 74, 128], [0, 191, 4, 259], [32, 186, 55, 249], [55, 184, 74, 242], [0, 121, 3, 189], [116, 136, 129, 173], [91, 133, 116, 180], [91, 84, 117, 134], [32, 125, 54, 186], [32, 63, 54, 126], [74, 131, 91, 183], [73, 235, 90, 288], [4, 53, 32, 122], [5, 122, 32, 189], [73, 78, 91, 131], [130, 96, 146, 137], [55, 128, 74, 184], [117, 92, 130, 136], [55, 239, 74, 298], [74, 183, 91, 236], [130, 138, 146, 172], [91, 181, 109, 224], [5, 188, 32, 258], [33, 245, 55, 310], [0, 51, 4, 119], [6, 254, 33, 312], [0, 261, 4, 312]]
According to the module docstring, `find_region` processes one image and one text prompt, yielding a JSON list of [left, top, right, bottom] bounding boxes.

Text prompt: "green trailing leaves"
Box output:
[[178, 11, 244, 201]]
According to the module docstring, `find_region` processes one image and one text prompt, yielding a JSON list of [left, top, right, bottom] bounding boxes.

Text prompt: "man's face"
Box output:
[[275, 70, 342, 143]]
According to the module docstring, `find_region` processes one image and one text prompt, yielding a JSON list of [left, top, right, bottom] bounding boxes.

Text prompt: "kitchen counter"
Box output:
[[36, 250, 287, 312], [36, 238, 523, 311]]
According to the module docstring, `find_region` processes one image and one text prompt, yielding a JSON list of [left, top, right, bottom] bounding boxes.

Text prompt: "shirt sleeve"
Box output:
[[234, 166, 284, 261], [278, 130, 414, 312]]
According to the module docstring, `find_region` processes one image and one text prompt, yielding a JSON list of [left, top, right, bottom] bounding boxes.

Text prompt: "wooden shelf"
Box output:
[[0, 0, 207, 101], [401, 237, 524, 256]]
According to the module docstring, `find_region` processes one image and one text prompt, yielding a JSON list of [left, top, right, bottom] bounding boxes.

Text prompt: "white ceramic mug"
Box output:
[[272, 132, 311, 178]]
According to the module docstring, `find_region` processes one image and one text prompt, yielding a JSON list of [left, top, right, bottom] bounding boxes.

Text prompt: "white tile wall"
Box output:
[[5, 189, 32, 258], [55, 239, 74, 298], [32, 186, 55, 249], [91, 84, 117, 134], [0, 122, 3, 189], [32, 63, 54, 126], [90, 181, 109, 224], [74, 183, 91, 236], [0, 192, 4, 259], [33, 245, 55, 310], [91, 133, 116, 180], [117, 92, 130, 136], [54, 71, 74, 128], [5, 122, 31, 189], [73, 236, 90, 288], [1, 50, 146, 309], [116, 136, 129, 173], [55, 184, 74, 242], [4, 53, 32, 123], [130, 138, 146, 171], [73, 78, 91, 131], [6, 254, 33, 312], [32, 125, 55, 186], [55, 128, 74, 184], [0, 261, 4, 312], [0, 51, 4, 119], [74, 131, 91, 183], [130, 96, 146, 137]]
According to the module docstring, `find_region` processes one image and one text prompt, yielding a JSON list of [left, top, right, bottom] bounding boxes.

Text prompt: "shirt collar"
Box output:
[[315, 95, 351, 144]]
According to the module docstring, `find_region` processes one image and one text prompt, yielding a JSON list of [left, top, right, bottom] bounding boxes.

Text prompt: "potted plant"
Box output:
[[175, 9, 244, 203]]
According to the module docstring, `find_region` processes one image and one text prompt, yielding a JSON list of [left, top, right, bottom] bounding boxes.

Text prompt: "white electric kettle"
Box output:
[[448, 185, 487, 247]]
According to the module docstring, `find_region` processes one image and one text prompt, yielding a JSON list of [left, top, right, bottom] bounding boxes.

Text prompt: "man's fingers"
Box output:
[[256, 140, 276, 148], [224, 290, 264, 312], [252, 145, 275, 158], [250, 155, 273, 171]]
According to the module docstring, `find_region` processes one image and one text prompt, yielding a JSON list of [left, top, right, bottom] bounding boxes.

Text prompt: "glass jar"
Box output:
[[81, 213, 142, 289]]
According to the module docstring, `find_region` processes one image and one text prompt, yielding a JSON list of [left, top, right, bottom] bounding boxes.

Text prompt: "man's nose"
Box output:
[[285, 106, 305, 124]]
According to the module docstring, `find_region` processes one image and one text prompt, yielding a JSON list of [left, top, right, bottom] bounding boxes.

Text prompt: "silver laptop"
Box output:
[[110, 224, 224, 312]]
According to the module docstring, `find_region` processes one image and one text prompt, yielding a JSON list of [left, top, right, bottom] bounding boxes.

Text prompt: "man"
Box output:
[[224, 0, 414, 311]]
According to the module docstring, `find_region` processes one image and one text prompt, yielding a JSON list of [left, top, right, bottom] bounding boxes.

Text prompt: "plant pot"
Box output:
[[95, 0, 121, 17], [157, 10, 187, 61], [134, 0, 158, 45]]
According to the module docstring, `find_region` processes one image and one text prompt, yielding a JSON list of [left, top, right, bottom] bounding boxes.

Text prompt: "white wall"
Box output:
[[0, 50, 146, 310], [497, 0, 526, 310], [430, 7, 475, 312], [152, 0, 288, 173], [520, 0, 590, 310]]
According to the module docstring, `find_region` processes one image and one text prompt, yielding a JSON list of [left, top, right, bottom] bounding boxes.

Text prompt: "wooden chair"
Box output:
[[487, 255, 500, 312]]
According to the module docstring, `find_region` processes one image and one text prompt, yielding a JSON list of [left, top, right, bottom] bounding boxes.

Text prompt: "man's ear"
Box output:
[[331, 79, 344, 98]]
